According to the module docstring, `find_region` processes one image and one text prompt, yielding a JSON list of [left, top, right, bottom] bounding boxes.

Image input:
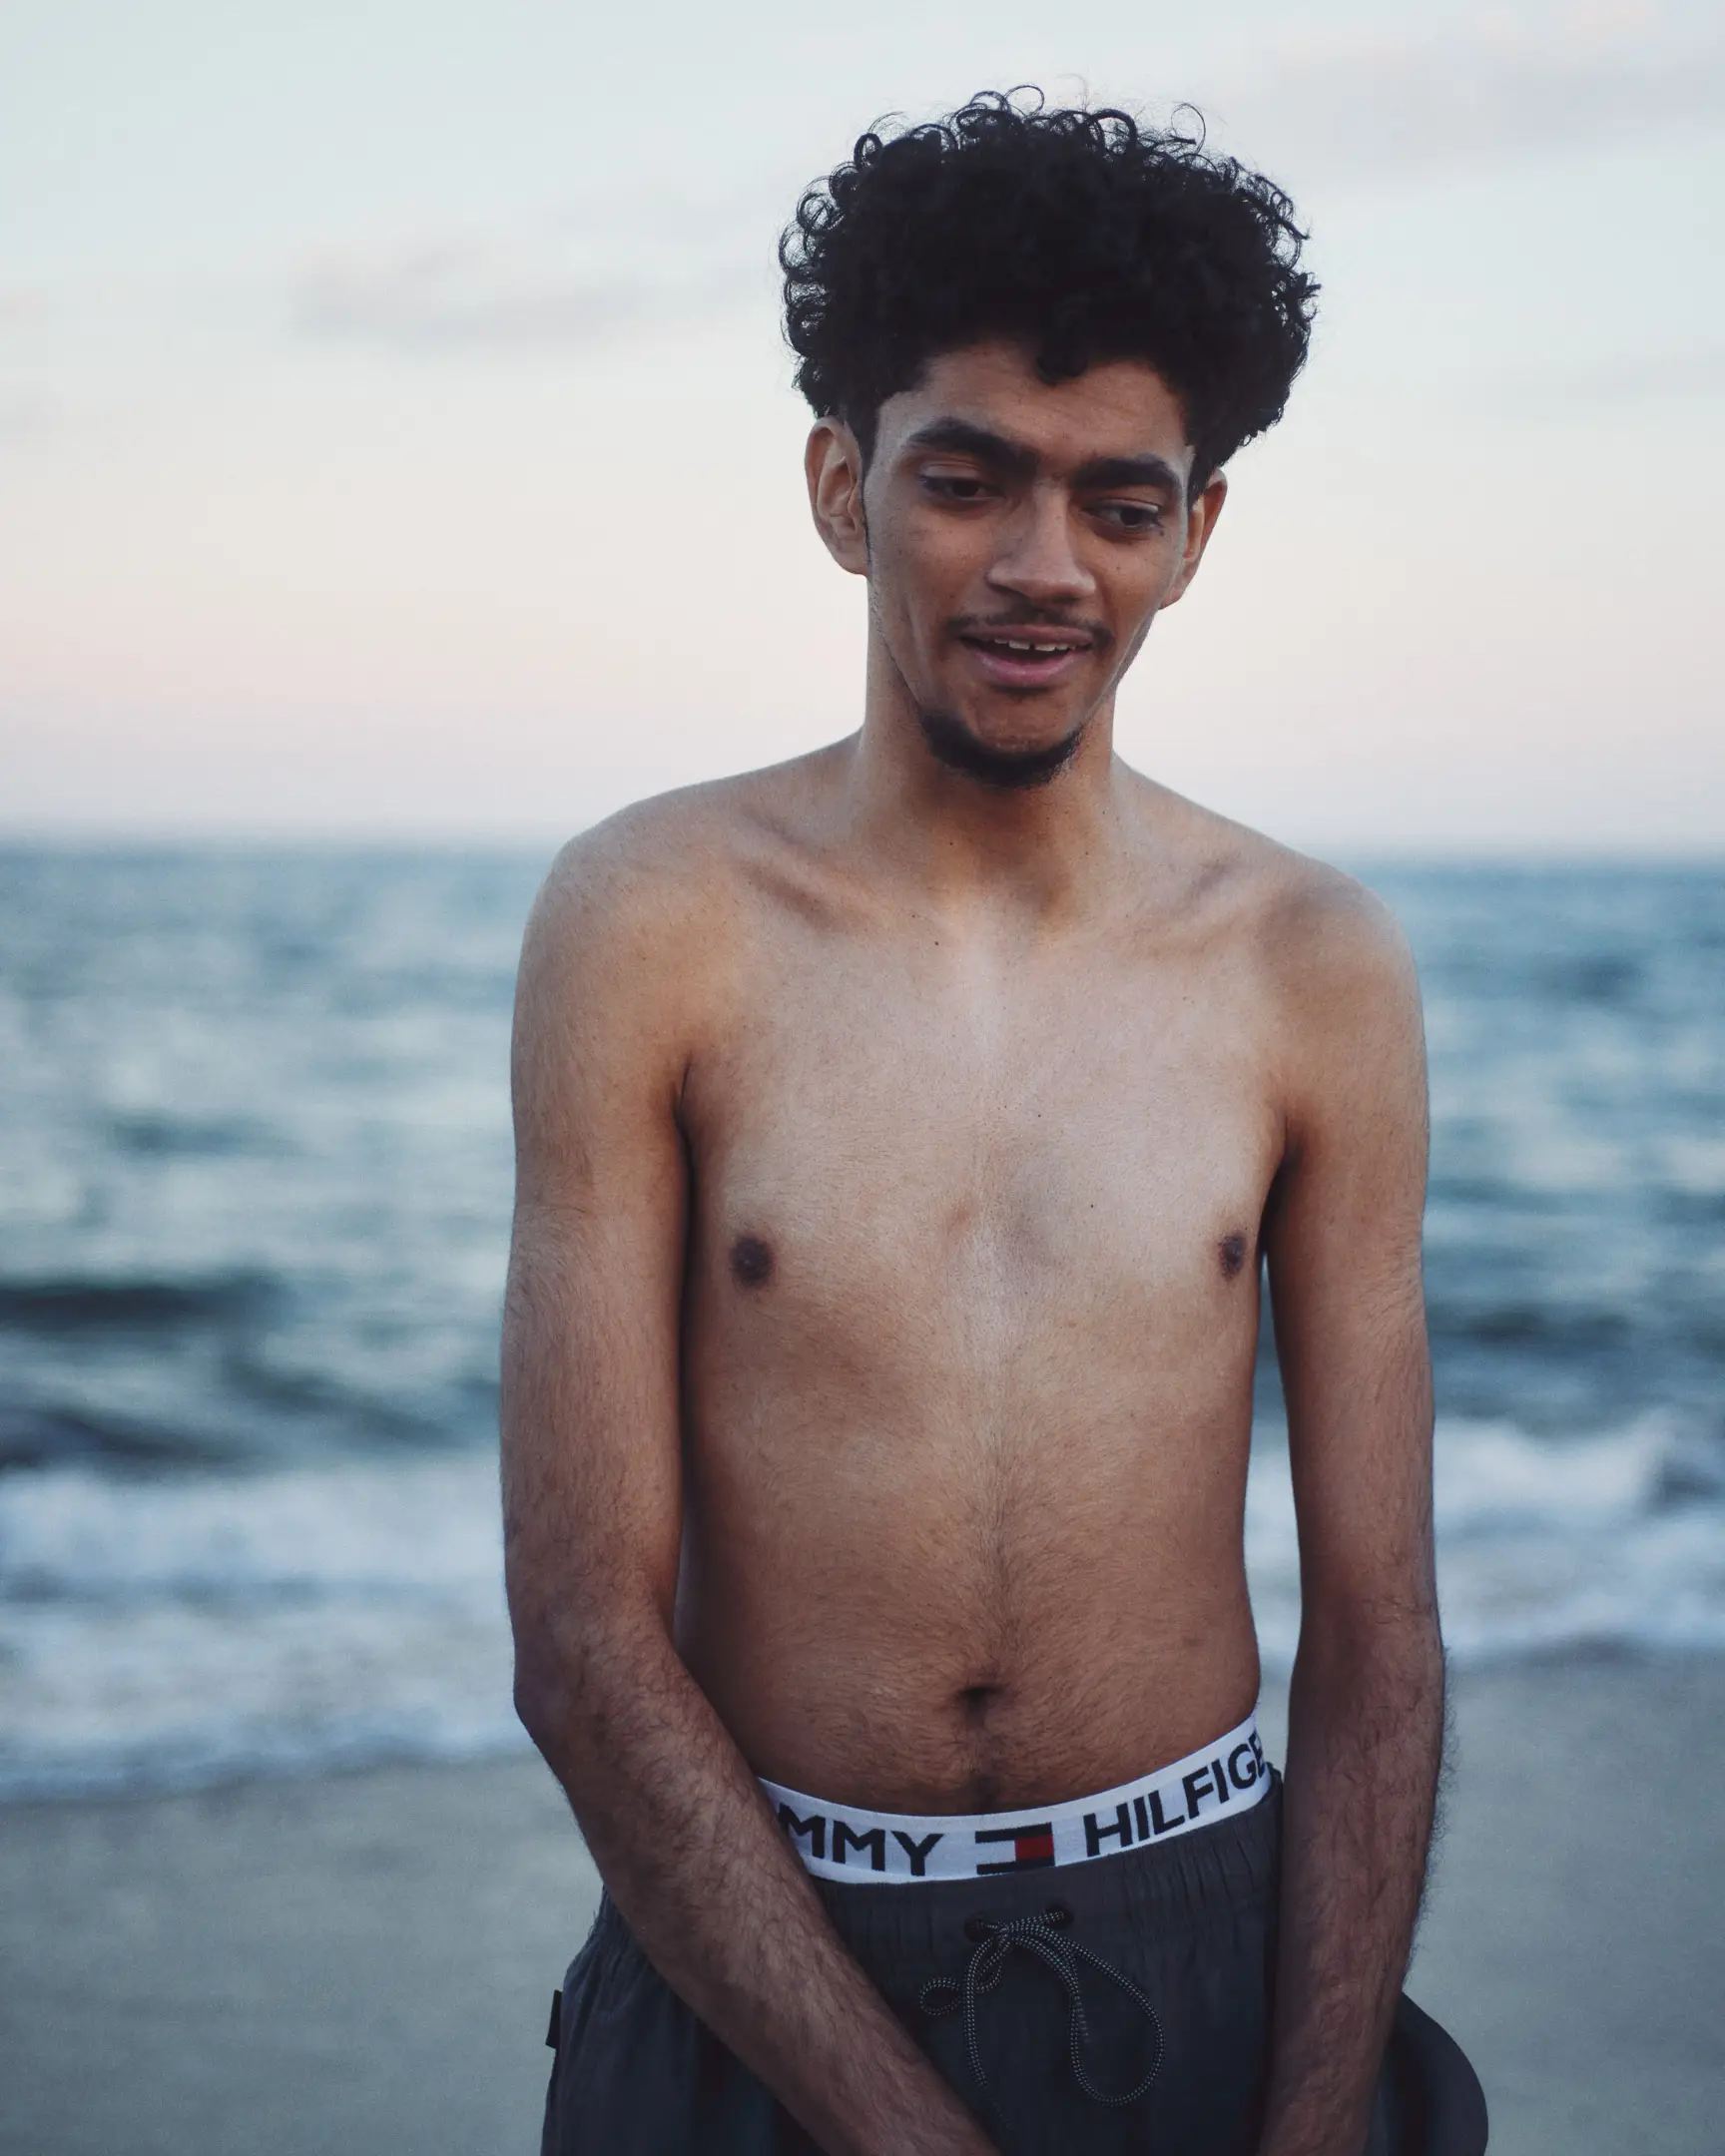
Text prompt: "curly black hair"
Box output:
[[782, 91, 1318, 489]]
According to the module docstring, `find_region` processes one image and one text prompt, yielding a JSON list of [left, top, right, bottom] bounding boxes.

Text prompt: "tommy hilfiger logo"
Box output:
[[764, 1715, 1271, 1886], [1082, 1736, 1267, 1856], [775, 1809, 945, 1876], [975, 1823, 1055, 1873]]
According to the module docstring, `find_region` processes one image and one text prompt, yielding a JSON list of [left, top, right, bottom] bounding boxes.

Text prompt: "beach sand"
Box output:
[[2, 1654, 1720, 2156]]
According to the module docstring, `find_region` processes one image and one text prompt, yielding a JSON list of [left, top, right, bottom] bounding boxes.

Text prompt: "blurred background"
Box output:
[[2, 3, 1722, 2153]]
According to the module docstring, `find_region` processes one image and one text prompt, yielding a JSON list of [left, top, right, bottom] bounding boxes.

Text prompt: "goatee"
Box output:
[[915, 707, 1087, 791]]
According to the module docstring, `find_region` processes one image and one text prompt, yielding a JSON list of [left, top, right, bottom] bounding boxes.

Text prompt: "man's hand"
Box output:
[[501, 819, 997, 2156]]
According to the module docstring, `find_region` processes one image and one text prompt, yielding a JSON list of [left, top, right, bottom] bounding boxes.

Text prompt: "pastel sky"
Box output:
[[3, 0, 1722, 848]]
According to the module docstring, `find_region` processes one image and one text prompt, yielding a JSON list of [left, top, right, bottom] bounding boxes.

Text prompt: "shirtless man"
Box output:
[[503, 96, 1485, 2156]]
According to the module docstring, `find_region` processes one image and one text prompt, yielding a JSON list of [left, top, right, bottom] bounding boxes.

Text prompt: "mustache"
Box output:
[[947, 610, 1114, 654]]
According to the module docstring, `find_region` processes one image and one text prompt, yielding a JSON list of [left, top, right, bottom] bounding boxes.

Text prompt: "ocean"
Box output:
[[1, 848, 1721, 1799]]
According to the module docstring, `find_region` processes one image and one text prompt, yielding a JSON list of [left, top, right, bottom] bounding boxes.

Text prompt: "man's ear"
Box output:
[[806, 418, 869, 576], [1160, 468, 1228, 611]]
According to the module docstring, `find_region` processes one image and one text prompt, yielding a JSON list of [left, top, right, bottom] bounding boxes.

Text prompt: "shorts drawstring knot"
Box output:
[[918, 1899, 1164, 2112]]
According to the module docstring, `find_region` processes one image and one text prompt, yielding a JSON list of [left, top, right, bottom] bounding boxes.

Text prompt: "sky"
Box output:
[[3, 0, 1723, 850]]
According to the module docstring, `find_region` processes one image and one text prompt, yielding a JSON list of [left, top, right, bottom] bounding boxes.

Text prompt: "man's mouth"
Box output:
[[956, 629, 1094, 690]]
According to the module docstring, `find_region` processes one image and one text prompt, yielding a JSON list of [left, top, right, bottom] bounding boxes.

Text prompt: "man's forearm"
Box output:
[[1258, 1614, 1444, 2156], [516, 1608, 996, 2156]]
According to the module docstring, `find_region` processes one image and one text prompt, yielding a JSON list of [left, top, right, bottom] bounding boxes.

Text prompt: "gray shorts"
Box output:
[[540, 1778, 1486, 2155]]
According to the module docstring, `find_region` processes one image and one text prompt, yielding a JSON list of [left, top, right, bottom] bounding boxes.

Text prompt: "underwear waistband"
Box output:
[[762, 1710, 1269, 1885]]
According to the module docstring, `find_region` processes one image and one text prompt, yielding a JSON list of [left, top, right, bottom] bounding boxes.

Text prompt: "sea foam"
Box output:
[[2, 1417, 1721, 1799]]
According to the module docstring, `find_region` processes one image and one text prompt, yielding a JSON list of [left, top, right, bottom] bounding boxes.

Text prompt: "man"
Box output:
[[503, 94, 1486, 2156]]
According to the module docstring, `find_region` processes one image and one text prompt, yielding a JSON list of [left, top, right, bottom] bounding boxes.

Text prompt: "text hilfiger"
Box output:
[[761, 1712, 1269, 1885]]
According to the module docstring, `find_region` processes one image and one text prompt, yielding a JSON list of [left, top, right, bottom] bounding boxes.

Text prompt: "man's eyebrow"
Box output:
[[901, 418, 1038, 481], [901, 423, 1183, 498], [1070, 453, 1183, 494]]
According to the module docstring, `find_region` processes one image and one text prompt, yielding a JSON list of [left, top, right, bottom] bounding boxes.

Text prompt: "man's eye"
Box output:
[[1095, 501, 1163, 532], [923, 474, 992, 502]]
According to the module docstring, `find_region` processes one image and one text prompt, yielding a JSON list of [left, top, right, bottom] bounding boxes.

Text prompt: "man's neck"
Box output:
[[839, 644, 1130, 923]]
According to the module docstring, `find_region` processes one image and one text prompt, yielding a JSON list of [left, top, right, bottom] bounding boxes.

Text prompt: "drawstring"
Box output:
[[918, 1900, 1163, 2112]]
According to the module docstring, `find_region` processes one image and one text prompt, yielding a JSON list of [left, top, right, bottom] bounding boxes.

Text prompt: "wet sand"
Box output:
[[2, 1654, 1720, 2155]]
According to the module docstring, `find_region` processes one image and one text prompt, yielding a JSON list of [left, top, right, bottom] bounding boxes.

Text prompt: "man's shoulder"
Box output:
[[520, 750, 845, 1013], [1251, 841, 1411, 1001], [540, 754, 836, 924], [1130, 784, 1417, 1020]]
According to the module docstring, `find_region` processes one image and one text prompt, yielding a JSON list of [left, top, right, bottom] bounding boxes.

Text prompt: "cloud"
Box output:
[[1500, 346, 1725, 406], [289, 204, 773, 356], [0, 286, 62, 330], [0, 390, 60, 441], [1201, 24, 1725, 182], [283, 23, 1725, 357]]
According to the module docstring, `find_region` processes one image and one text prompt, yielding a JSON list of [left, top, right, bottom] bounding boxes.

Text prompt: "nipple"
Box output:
[[1218, 1231, 1249, 1281], [730, 1234, 775, 1289]]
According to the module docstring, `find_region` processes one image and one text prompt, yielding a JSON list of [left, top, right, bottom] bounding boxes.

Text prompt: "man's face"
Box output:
[[808, 339, 1225, 788]]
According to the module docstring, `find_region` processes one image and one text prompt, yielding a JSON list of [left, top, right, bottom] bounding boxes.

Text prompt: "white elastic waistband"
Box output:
[[762, 1711, 1269, 1885]]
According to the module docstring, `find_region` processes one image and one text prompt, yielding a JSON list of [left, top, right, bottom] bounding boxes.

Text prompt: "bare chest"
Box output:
[[681, 931, 1280, 1358]]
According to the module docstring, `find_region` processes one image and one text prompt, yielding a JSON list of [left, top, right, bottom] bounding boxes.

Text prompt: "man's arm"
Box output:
[[500, 826, 996, 2156], [1257, 876, 1444, 2156]]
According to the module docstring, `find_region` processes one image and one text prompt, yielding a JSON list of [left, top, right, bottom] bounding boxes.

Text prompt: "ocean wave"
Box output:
[[109, 1112, 285, 1160], [0, 1402, 237, 1475], [1, 1417, 1722, 1799], [1427, 1304, 1636, 1350], [0, 1454, 502, 1601], [0, 1456, 520, 1799], [0, 1271, 276, 1334], [1248, 1413, 1725, 1669]]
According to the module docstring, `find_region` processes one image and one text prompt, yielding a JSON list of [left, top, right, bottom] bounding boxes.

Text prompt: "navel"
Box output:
[[1218, 1231, 1250, 1282], [955, 1682, 1004, 1719], [729, 1234, 775, 1289]]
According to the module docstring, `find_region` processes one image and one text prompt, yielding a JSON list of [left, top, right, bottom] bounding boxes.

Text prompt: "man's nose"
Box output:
[[985, 488, 1096, 607]]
